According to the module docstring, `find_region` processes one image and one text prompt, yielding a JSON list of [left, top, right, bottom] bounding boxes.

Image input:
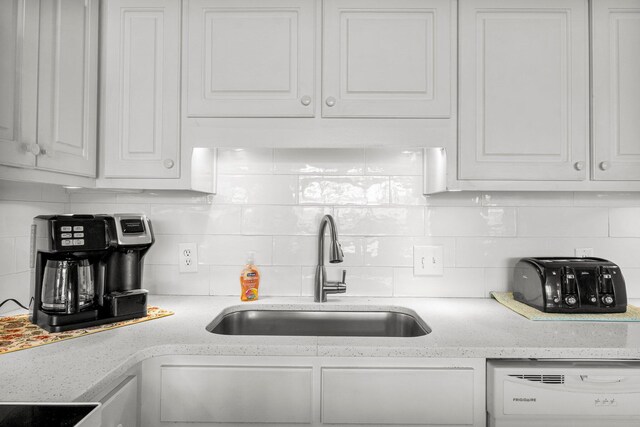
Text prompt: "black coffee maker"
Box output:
[[30, 214, 154, 332]]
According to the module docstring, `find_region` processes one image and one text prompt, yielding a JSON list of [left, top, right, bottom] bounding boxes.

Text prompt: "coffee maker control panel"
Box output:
[[48, 217, 109, 251]]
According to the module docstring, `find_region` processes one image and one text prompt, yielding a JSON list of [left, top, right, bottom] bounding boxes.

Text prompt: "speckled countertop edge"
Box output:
[[2, 295, 640, 402]]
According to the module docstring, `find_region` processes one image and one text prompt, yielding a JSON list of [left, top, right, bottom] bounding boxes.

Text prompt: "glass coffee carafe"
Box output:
[[41, 259, 95, 313]]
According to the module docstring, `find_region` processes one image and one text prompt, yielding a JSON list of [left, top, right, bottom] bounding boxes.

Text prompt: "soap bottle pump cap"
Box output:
[[247, 251, 256, 265]]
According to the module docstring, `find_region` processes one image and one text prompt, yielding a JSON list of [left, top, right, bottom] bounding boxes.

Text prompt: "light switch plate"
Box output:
[[414, 246, 444, 276]]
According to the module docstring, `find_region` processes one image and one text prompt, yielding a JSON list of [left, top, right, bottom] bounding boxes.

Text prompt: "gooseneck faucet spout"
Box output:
[[315, 214, 347, 302]]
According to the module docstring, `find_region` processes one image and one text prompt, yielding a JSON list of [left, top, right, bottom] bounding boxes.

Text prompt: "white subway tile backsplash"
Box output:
[[301, 266, 393, 297], [69, 191, 118, 204], [299, 176, 389, 205], [393, 267, 485, 297], [365, 148, 422, 176], [0, 272, 31, 314], [242, 206, 332, 235], [273, 236, 363, 267], [217, 148, 274, 175], [426, 207, 516, 237], [574, 192, 640, 207], [455, 238, 550, 268], [484, 268, 514, 296], [336, 207, 424, 236], [425, 192, 482, 207], [390, 176, 426, 206], [14, 236, 30, 273], [365, 236, 455, 267], [517, 207, 609, 237], [210, 266, 241, 296], [274, 148, 364, 175], [143, 265, 210, 295], [0, 201, 66, 237], [0, 181, 44, 202], [200, 235, 273, 266], [483, 192, 573, 207], [117, 190, 213, 205], [0, 238, 16, 275], [259, 266, 303, 296], [216, 175, 297, 205], [610, 208, 640, 237], [150, 204, 242, 235]]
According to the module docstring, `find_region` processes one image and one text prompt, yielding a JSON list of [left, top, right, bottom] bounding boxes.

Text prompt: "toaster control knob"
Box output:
[[564, 295, 578, 306], [590, 296, 597, 303], [553, 297, 560, 304], [602, 295, 614, 305]]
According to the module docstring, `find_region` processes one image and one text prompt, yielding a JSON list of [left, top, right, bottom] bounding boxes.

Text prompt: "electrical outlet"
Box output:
[[179, 243, 198, 273], [575, 247, 594, 258], [413, 246, 444, 276]]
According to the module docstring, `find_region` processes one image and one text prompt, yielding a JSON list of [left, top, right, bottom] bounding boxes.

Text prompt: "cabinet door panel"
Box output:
[[321, 367, 474, 425], [100, 376, 138, 427], [592, 0, 640, 180], [160, 365, 313, 423], [102, 0, 180, 178], [459, 0, 588, 181], [186, 0, 315, 117], [322, 0, 451, 118], [37, 0, 98, 177], [0, 0, 37, 168]]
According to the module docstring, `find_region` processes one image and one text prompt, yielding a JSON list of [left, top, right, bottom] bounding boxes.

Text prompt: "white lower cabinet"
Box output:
[[97, 375, 139, 427], [140, 355, 486, 427]]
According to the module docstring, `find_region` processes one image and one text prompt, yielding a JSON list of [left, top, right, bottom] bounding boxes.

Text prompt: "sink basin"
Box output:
[[206, 308, 431, 337]]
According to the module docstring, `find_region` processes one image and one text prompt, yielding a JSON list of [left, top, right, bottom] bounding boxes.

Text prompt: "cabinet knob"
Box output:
[[163, 159, 175, 169], [325, 96, 336, 107], [300, 95, 311, 106], [599, 161, 610, 171], [28, 143, 42, 156], [573, 161, 584, 171]]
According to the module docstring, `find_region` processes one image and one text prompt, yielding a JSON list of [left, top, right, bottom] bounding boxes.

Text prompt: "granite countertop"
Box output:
[[2, 295, 640, 402]]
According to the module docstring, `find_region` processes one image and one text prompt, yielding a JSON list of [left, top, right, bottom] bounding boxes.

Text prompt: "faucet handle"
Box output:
[[341, 270, 347, 284]]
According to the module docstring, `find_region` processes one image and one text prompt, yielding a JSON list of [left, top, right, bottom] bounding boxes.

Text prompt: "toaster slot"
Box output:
[[561, 267, 578, 308], [598, 266, 615, 306]]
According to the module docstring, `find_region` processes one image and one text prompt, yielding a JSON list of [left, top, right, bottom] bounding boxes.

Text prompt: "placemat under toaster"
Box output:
[[491, 292, 640, 321]]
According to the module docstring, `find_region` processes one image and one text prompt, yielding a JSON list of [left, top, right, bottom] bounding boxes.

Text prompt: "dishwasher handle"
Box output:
[[580, 375, 624, 383]]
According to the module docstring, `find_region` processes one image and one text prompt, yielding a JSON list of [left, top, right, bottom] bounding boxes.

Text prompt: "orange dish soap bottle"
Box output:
[[240, 252, 260, 301]]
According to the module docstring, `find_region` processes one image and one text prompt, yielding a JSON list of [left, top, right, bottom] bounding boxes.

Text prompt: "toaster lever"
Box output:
[[561, 267, 578, 307]]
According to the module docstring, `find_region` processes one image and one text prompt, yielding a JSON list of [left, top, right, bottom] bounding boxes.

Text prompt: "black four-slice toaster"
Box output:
[[513, 257, 627, 313]]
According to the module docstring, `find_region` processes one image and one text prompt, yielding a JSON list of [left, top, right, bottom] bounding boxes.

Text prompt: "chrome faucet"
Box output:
[[314, 214, 347, 302]]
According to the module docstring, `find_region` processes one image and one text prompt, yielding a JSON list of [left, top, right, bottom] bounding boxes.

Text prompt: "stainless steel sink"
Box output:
[[206, 309, 431, 337]]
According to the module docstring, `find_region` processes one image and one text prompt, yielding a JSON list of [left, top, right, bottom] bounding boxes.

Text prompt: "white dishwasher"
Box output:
[[487, 359, 640, 427]]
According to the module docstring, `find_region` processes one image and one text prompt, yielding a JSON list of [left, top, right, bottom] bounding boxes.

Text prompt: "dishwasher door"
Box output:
[[487, 359, 640, 427]]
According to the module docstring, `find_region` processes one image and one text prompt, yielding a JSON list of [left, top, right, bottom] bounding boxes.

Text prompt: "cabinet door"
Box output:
[[159, 365, 313, 423], [0, 0, 38, 168], [100, 376, 139, 427], [102, 0, 180, 178], [322, 0, 452, 118], [321, 367, 474, 425], [36, 0, 98, 177], [458, 0, 588, 181], [592, 0, 640, 181], [186, 0, 315, 118]]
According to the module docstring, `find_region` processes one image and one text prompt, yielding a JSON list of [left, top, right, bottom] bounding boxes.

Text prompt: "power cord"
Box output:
[[0, 297, 32, 311]]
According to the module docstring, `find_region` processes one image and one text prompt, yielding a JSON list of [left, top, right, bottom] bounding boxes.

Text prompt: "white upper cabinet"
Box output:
[[592, 0, 640, 181], [186, 0, 316, 118], [0, 0, 39, 169], [37, 0, 98, 177], [101, 0, 181, 179], [458, 0, 589, 181], [322, 0, 452, 118], [0, 0, 97, 178]]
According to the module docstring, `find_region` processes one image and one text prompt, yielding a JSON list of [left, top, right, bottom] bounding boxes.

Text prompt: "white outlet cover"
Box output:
[[179, 243, 198, 273], [574, 247, 594, 258], [414, 246, 444, 276]]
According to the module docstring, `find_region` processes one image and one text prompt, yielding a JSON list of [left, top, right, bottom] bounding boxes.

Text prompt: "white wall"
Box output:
[[2, 147, 640, 312], [0, 181, 68, 314]]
